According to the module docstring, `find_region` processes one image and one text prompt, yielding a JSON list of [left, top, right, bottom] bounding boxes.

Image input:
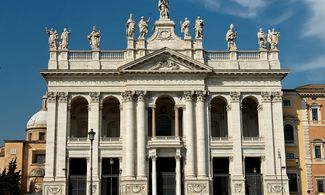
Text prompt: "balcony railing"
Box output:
[[211, 136, 231, 141], [101, 137, 121, 142], [242, 137, 264, 141], [68, 137, 88, 142]]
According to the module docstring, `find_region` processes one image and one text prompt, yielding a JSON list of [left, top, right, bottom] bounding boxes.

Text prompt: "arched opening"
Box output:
[[242, 98, 259, 137], [102, 97, 120, 139], [284, 124, 294, 144], [69, 97, 88, 138], [156, 96, 175, 136], [210, 97, 228, 137]]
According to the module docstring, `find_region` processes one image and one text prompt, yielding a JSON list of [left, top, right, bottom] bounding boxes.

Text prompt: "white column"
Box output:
[[152, 107, 156, 137], [122, 91, 135, 177], [184, 91, 195, 177], [44, 92, 57, 180], [136, 91, 146, 178], [196, 91, 207, 177], [89, 93, 100, 183], [152, 156, 157, 195], [261, 92, 276, 175], [230, 92, 243, 175], [56, 92, 68, 179], [176, 153, 182, 195], [175, 107, 179, 137]]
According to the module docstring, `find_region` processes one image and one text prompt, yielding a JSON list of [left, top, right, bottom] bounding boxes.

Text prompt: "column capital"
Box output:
[[230, 92, 241, 103], [57, 92, 68, 103], [272, 91, 283, 102], [122, 91, 135, 102], [196, 90, 207, 102], [136, 91, 147, 102], [184, 91, 194, 102], [261, 91, 272, 102], [47, 92, 57, 103], [89, 92, 100, 103]]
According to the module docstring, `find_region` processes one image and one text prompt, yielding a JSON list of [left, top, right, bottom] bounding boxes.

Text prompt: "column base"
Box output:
[[43, 180, 67, 195], [120, 177, 148, 195], [231, 175, 245, 195], [185, 177, 210, 195], [264, 175, 289, 195]]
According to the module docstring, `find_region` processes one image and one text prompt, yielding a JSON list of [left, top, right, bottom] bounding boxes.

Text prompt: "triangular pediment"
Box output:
[[119, 47, 212, 73]]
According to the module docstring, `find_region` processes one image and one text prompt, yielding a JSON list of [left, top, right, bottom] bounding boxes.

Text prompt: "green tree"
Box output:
[[0, 158, 21, 195]]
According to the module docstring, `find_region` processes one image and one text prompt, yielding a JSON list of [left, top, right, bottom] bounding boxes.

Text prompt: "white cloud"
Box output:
[[291, 56, 325, 73], [268, 11, 294, 25], [301, 0, 325, 42]]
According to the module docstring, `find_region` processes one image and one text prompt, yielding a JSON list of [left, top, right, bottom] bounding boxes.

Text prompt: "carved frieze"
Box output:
[[123, 184, 146, 194], [151, 60, 180, 70], [267, 183, 284, 193], [234, 183, 243, 193], [44, 185, 63, 195], [187, 183, 206, 193]]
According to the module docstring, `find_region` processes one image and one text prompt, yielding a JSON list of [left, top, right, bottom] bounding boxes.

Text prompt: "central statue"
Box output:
[[158, 0, 169, 19]]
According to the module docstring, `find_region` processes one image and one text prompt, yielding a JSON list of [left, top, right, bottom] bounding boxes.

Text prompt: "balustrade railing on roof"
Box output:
[[100, 51, 125, 60], [205, 51, 230, 60], [206, 50, 261, 61], [68, 51, 92, 60], [237, 51, 260, 60]]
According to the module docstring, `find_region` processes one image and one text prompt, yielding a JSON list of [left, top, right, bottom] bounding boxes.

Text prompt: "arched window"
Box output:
[[242, 98, 259, 137], [284, 124, 294, 144], [102, 97, 120, 138], [210, 97, 228, 137], [70, 97, 88, 138], [156, 97, 175, 136]]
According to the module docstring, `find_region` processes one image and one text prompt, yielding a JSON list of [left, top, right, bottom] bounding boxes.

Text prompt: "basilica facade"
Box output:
[[42, 4, 288, 195]]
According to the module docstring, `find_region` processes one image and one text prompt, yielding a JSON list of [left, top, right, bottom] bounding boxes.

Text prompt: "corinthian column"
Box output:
[[136, 91, 147, 178], [122, 91, 135, 178], [196, 91, 207, 177], [184, 91, 195, 177]]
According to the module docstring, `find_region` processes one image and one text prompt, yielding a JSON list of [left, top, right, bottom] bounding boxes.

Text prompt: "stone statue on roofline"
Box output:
[[257, 28, 266, 50], [138, 16, 150, 39], [88, 26, 101, 50], [267, 28, 280, 50], [158, 0, 169, 19], [181, 18, 191, 39], [194, 16, 204, 39], [126, 14, 136, 39], [226, 24, 237, 51], [45, 27, 59, 50], [60, 28, 71, 50]]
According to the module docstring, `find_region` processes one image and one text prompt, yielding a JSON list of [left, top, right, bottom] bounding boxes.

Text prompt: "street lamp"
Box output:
[[295, 158, 301, 195], [278, 149, 285, 195], [253, 167, 257, 195], [110, 158, 114, 195], [88, 129, 96, 195]]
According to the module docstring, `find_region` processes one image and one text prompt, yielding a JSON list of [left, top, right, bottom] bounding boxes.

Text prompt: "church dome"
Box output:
[[26, 110, 47, 130]]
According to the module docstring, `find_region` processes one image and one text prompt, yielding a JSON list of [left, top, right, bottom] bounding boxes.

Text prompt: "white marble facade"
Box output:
[[42, 8, 289, 195]]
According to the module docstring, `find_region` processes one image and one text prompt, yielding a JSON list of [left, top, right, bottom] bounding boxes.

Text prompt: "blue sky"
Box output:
[[0, 0, 325, 144]]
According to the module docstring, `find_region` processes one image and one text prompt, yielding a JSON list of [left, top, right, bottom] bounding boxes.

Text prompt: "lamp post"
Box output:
[[88, 129, 96, 195], [110, 158, 114, 195], [295, 158, 300, 195], [253, 167, 257, 195]]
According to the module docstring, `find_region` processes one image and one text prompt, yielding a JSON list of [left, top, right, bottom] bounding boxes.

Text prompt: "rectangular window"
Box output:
[[312, 108, 318, 121], [286, 153, 295, 159], [33, 153, 45, 164], [39, 132, 46, 141], [315, 145, 322, 159], [283, 100, 291, 107], [10, 148, 17, 155], [317, 179, 325, 193], [288, 173, 298, 192], [28, 133, 32, 141]]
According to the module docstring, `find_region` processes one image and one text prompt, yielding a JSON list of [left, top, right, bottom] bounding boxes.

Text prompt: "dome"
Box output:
[[26, 110, 47, 130]]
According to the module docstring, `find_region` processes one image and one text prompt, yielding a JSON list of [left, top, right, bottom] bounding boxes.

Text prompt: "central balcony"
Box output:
[[147, 136, 183, 148]]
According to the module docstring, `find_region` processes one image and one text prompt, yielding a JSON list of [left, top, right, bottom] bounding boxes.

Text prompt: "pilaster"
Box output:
[[193, 38, 204, 63], [48, 50, 58, 69], [184, 91, 195, 178], [58, 50, 69, 69], [126, 38, 135, 61]]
